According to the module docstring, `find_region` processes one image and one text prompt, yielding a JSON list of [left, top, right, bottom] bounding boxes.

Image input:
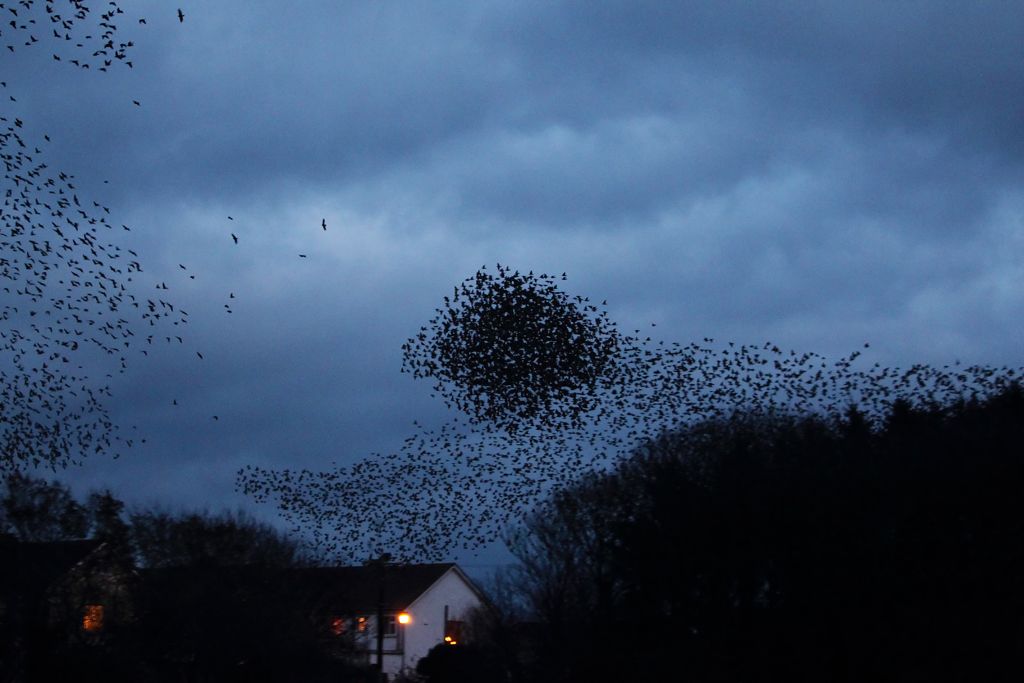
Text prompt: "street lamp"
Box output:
[[371, 553, 392, 679]]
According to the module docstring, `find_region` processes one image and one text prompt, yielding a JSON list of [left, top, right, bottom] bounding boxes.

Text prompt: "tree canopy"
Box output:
[[497, 386, 1024, 682]]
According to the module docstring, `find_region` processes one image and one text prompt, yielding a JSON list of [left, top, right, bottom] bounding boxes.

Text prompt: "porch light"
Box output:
[[398, 612, 411, 625]]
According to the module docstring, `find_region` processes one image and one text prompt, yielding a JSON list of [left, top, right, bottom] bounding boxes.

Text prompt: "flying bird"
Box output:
[[177, 9, 185, 23], [231, 233, 238, 244], [322, 218, 327, 231]]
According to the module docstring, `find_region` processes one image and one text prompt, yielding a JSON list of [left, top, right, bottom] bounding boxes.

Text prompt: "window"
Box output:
[[82, 604, 104, 632], [356, 616, 368, 632], [384, 615, 396, 636], [330, 617, 346, 636]]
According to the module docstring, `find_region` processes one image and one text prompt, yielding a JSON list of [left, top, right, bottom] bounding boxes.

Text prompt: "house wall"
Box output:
[[379, 568, 482, 678], [355, 616, 403, 673]]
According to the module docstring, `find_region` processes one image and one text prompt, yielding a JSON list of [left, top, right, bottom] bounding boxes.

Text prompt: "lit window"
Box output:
[[82, 604, 104, 632], [356, 616, 368, 632], [330, 617, 346, 636]]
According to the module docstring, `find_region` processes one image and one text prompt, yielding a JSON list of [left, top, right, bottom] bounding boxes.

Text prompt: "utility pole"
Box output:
[[373, 553, 391, 681]]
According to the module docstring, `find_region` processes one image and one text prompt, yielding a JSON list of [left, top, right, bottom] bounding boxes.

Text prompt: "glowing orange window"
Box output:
[[356, 616, 368, 632], [330, 617, 346, 636], [82, 604, 104, 632]]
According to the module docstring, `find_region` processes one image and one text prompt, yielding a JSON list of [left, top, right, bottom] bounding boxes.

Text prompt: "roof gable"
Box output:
[[406, 563, 487, 613], [292, 562, 458, 613]]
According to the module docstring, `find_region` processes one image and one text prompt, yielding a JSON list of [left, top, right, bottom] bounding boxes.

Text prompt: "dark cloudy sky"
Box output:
[[7, 1, 1023, 563]]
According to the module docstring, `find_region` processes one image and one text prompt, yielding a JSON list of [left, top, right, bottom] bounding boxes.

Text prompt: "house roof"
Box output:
[[291, 562, 460, 614], [9, 552, 479, 619]]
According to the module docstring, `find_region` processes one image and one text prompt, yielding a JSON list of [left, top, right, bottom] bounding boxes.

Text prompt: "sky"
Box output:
[[4, 1, 1023, 567]]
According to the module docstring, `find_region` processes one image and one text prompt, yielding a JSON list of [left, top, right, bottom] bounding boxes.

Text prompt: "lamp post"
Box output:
[[372, 553, 391, 680]]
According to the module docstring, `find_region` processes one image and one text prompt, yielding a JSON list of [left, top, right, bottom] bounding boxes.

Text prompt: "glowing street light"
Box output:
[[397, 612, 411, 625]]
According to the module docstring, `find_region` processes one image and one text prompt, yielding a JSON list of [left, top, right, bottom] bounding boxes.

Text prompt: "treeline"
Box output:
[[461, 386, 1024, 683], [0, 476, 301, 567], [0, 480, 369, 683]]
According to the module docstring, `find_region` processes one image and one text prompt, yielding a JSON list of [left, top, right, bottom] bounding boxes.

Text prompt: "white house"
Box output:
[[295, 562, 486, 680]]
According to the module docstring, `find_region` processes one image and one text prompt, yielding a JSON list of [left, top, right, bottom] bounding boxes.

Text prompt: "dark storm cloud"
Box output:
[[452, 0, 1024, 230], [22, 1, 1021, 228], [496, 0, 1024, 144], [22, 1, 509, 204]]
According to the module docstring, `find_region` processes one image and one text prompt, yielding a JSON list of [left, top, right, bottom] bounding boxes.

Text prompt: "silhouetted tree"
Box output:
[[119, 507, 356, 682], [129, 508, 303, 569], [500, 386, 1024, 682], [86, 490, 131, 547], [416, 642, 505, 683], [460, 571, 533, 683], [0, 473, 89, 541]]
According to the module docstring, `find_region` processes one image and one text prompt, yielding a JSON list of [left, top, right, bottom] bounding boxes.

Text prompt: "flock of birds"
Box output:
[[2, 0, 143, 70], [4, 4, 1021, 565], [1, 3, 337, 468], [240, 264, 1022, 563], [1, 1, 162, 472], [401, 266, 621, 434]]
